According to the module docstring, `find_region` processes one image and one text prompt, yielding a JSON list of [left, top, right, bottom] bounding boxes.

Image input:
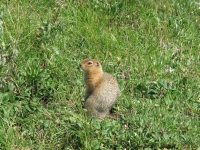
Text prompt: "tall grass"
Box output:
[[0, 0, 200, 149]]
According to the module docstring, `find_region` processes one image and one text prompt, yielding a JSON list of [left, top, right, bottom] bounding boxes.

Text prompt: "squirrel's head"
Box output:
[[80, 58, 102, 73]]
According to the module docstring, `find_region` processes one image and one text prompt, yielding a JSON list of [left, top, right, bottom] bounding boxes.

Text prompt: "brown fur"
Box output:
[[80, 58, 120, 119]]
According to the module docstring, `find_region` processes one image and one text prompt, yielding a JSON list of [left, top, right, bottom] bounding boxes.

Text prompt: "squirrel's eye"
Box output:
[[88, 61, 93, 65]]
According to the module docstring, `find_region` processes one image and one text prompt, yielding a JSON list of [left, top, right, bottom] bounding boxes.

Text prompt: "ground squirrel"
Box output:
[[80, 58, 120, 119]]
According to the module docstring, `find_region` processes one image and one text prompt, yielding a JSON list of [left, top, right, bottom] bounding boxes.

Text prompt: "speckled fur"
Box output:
[[80, 58, 120, 119]]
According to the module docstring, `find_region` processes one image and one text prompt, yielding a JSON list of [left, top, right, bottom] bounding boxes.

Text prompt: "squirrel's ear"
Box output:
[[96, 62, 99, 66]]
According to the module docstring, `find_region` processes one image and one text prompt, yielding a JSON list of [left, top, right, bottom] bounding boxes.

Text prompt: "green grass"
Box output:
[[0, 0, 200, 149]]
